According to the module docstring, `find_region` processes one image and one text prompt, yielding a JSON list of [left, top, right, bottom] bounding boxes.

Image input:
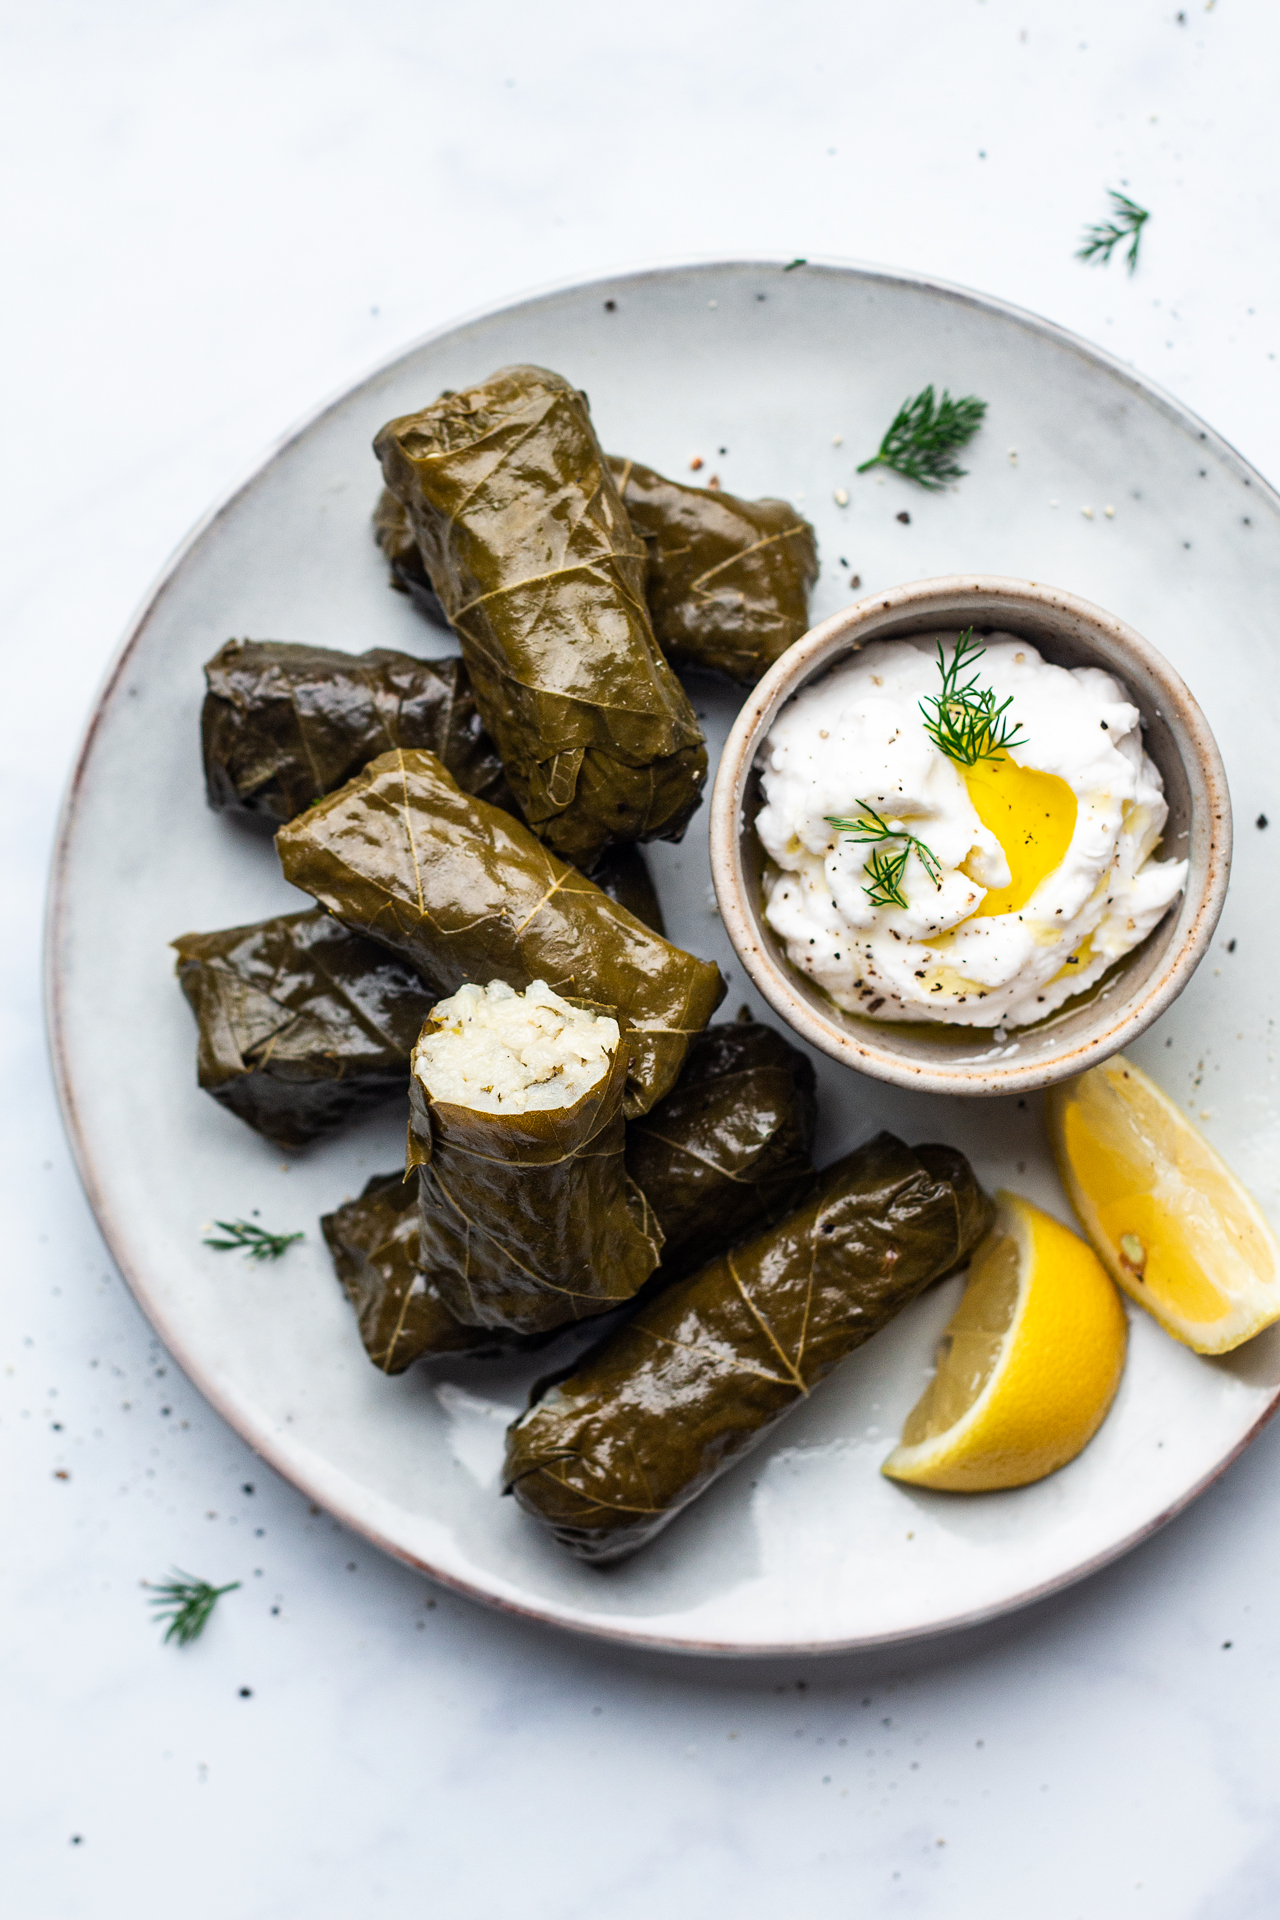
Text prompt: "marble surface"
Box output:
[[7, 2, 1280, 1913]]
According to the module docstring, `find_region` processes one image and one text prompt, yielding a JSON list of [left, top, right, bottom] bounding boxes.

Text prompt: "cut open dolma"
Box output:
[[608, 457, 820, 686], [503, 1133, 993, 1562], [372, 487, 450, 628], [322, 1011, 815, 1373], [173, 908, 434, 1151], [275, 748, 725, 1117], [624, 1013, 817, 1281], [407, 982, 662, 1334], [202, 639, 511, 825], [373, 364, 707, 870]]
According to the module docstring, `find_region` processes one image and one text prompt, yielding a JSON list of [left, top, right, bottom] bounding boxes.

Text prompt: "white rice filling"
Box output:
[[415, 980, 619, 1114]]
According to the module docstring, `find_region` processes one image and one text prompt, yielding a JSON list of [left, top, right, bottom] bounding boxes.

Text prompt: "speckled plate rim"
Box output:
[[43, 255, 1280, 1657], [709, 574, 1232, 1098]]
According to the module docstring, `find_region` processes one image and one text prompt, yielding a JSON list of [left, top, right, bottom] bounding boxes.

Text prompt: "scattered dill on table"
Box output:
[[1077, 190, 1150, 274], [919, 631, 1025, 767], [856, 385, 987, 489], [825, 804, 942, 911], [148, 1570, 240, 1646], [203, 1219, 303, 1261]]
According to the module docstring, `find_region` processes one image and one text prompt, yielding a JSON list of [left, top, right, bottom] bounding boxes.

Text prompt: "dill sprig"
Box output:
[[1077, 190, 1150, 274], [856, 385, 987, 490], [919, 631, 1025, 767], [826, 804, 942, 911], [862, 844, 914, 910], [148, 1569, 240, 1646], [203, 1219, 303, 1261]]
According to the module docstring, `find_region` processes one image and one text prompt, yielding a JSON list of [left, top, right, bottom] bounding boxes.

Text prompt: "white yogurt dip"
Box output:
[[755, 632, 1187, 1030]]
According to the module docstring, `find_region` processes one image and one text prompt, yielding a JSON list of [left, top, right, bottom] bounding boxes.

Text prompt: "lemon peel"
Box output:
[[1046, 1056, 1280, 1355], [882, 1190, 1126, 1492]]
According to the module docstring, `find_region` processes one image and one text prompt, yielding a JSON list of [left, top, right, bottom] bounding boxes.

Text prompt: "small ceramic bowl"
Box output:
[[710, 575, 1232, 1097]]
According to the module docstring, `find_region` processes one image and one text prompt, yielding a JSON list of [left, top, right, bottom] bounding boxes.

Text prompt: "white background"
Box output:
[[5, 3, 1280, 1915]]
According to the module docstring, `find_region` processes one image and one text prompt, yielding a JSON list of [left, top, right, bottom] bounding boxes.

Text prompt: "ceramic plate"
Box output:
[[46, 260, 1280, 1655]]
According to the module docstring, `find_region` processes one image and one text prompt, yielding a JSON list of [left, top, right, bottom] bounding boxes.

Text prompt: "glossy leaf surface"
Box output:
[[407, 1030, 662, 1335], [372, 487, 451, 627], [322, 1013, 813, 1371], [275, 750, 725, 1117], [625, 1014, 818, 1281], [173, 908, 433, 1151], [202, 639, 511, 824], [373, 365, 707, 869], [609, 457, 819, 685], [504, 1135, 993, 1561], [321, 1173, 547, 1370]]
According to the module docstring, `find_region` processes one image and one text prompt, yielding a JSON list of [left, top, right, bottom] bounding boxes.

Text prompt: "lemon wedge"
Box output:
[[882, 1191, 1127, 1492], [1046, 1055, 1280, 1354]]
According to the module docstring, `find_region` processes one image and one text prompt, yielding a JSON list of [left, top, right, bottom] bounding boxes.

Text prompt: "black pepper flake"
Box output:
[[1258, 815, 1269, 830], [896, 511, 911, 525], [1227, 939, 1237, 953], [603, 299, 616, 312], [239, 1687, 253, 1698]]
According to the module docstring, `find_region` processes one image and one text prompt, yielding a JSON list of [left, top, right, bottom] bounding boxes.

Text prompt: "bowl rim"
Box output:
[[710, 573, 1232, 1098]]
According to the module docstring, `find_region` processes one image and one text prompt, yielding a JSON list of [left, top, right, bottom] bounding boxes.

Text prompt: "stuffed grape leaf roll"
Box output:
[[503, 1133, 993, 1561], [372, 487, 450, 628], [372, 364, 707, 870], [201, 639, 512, 825], [624, 1013, 817, 1281], [172, 908, 433, 1151], [608, 457, 819, 686], [406, 981, 662, 1334], [274, 749, 725, 1117], [321, 1172, 547, 1369]]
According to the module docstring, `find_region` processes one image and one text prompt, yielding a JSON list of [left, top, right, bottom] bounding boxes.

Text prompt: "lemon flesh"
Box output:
[[1046, 1056, 1280, 1354], [963, 753, 1078, 919], [882, 1191, 1127, 1492]]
